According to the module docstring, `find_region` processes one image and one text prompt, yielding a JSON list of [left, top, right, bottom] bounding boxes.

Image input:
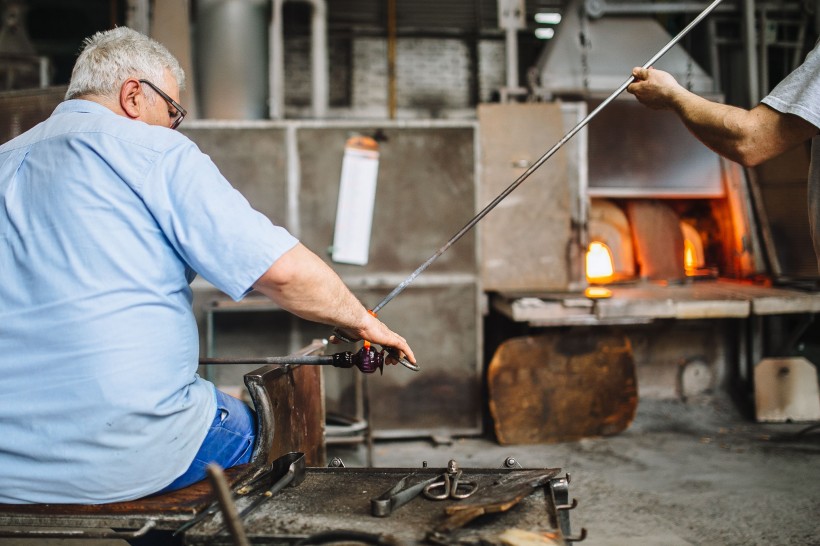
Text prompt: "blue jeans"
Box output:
[[158, 389, 256, 494]]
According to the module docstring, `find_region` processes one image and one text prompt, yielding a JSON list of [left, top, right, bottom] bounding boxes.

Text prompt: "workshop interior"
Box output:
[[1, 0, 819, 545]]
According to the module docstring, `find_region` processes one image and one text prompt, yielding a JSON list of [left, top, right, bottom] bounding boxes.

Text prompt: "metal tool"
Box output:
[[174, 452, 305, 536], [370, 473, 442, 517], [200, 348, 419, 373], [422, 460, 478, 501], [229, 451, 306, 527], [366, 0, 725, 315], [371, 459, 478, 517], [436, 469, 559, 533]]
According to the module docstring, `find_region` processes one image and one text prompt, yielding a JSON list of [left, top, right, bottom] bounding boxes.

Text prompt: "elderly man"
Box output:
[[0, 27, 414, 504], [627, 39, 820, 266]]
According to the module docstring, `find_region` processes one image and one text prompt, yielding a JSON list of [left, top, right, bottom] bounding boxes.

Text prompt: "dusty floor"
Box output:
[[1, 396, 818, 545]]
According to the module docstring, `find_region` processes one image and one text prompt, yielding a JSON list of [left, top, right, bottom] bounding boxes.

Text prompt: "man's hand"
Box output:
[[330, 313, 415, 366], [627, 67, 684, 111], [254, 243, 416, 365]]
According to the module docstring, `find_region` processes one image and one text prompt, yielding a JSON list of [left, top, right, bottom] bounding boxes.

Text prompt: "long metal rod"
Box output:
[[200, 355, 334, 365], [371, 0, 724, 314]]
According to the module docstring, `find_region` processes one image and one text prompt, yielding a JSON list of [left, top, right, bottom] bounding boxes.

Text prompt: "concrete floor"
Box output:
[[1, 396, 818, 546]]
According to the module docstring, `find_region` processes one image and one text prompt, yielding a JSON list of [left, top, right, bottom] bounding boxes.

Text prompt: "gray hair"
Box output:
[[65, 27, 185, 101]]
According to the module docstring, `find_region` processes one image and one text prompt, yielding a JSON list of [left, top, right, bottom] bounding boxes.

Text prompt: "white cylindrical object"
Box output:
[[196, 0, 269, 119]]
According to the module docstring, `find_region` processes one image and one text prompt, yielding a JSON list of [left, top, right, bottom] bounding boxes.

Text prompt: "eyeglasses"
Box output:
[[138, 79, 187, 130]]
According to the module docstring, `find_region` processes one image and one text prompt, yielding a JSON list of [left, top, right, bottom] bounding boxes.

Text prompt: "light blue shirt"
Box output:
[[0, 100, 298, 503]]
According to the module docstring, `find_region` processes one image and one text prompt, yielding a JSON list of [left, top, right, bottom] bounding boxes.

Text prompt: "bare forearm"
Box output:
[[253, 243, 415, 361], [627, 67, 816, 167], [255, 245, 361, 326], [668, 91, 764, 165]]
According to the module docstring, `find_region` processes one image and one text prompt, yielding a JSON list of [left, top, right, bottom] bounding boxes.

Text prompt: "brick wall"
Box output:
[[282, 35, 506, 118]]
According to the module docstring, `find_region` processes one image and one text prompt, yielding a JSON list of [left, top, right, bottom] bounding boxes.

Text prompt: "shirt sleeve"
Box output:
[[137, 137, 298, 301], [761, 40, 820, 129]]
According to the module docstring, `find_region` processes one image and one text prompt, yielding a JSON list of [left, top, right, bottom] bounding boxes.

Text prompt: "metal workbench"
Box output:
[[0, 462, 579, 546], [184, 465, 575, 546]]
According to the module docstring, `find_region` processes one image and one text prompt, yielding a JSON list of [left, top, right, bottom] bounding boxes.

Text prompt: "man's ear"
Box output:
[[119, 79, 142, 120]]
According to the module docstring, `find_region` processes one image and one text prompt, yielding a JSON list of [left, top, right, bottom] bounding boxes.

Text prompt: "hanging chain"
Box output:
[[685, 31, 693, 91], [579, 7, 591, 93]]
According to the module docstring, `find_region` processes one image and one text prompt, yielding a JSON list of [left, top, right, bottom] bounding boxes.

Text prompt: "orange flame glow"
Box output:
[[586, 241, 614, 282], [684, 239, 697, 274]]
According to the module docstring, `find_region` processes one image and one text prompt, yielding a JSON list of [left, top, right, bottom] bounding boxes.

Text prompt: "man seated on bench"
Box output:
[[0, 27, 415, 504]]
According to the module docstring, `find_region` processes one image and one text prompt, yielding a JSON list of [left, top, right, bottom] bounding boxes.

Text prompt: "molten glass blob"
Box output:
[[352, 345, 385, 374]]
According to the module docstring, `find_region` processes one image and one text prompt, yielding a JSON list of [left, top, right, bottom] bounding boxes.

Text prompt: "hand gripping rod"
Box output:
[[371, 0, 724, 314]]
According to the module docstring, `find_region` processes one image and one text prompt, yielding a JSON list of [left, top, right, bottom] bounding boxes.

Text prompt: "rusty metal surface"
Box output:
[[184, 466, 564, 545]]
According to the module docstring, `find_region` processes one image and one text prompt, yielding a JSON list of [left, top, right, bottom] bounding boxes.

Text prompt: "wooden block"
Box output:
[[488, 333, 637, 444]]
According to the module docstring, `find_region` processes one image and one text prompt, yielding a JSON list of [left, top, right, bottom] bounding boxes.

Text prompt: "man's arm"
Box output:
[[627, 67, 817, 167], [253, 242, 416, 363]]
